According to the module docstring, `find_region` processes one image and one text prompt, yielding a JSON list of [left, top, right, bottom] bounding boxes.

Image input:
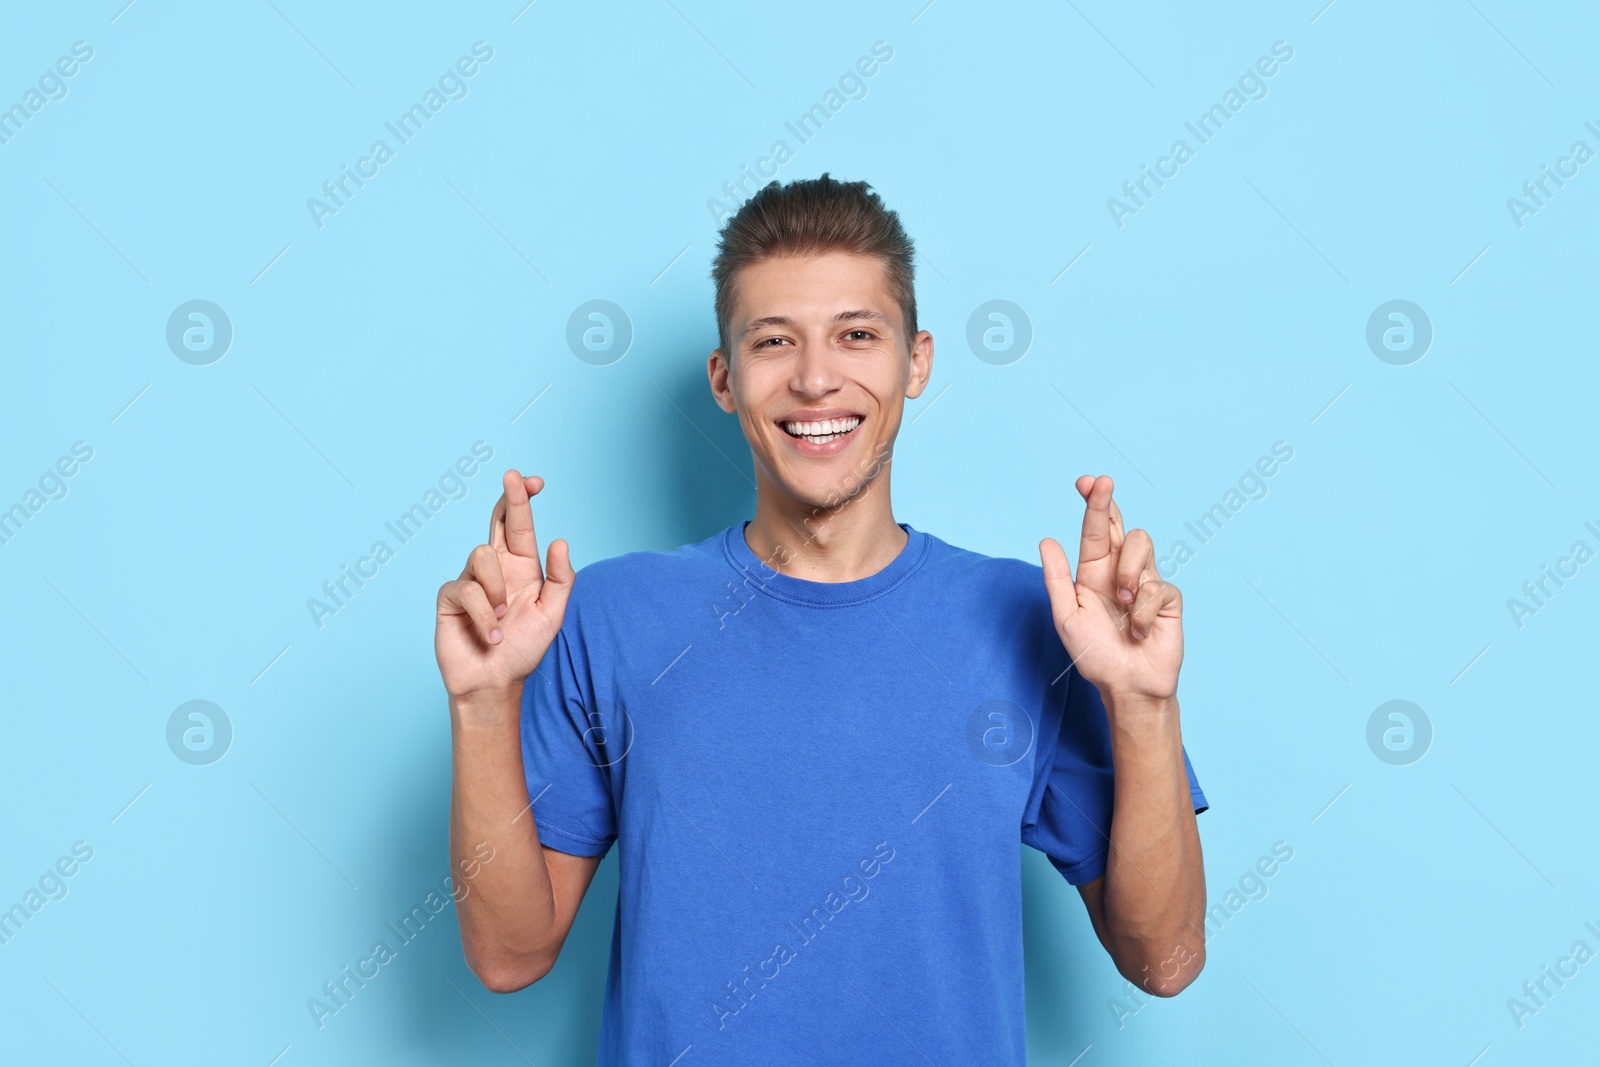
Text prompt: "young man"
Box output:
[[437, 174, 1208, 1064]]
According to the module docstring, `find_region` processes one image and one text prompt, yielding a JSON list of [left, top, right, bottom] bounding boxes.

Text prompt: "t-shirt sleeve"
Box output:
[[519, 615, 618, 859], [1020, 668, 1209, 886]]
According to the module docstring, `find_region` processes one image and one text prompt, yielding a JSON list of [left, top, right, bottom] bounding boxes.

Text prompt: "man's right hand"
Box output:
[[435, 469, 574, 711]]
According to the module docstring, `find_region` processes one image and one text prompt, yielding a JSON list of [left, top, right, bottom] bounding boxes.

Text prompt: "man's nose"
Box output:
[[791, 338, 843, 396]]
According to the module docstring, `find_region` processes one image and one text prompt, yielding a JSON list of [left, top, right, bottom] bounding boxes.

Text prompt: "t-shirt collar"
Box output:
[[721, 520, 930, 607]]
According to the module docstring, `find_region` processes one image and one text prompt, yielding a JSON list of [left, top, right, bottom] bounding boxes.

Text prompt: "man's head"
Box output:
[[707, 174, 933, 517]]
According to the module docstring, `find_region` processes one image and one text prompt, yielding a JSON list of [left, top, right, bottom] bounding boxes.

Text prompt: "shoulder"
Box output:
[[915, 528, 1052, 616], [564, 528, 730, 611], [913, 529, 1061, 668], [919, 529, 1047, 591]]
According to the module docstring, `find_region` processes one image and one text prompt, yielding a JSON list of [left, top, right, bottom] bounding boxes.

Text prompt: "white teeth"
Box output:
[[783, 416, 861, 438]]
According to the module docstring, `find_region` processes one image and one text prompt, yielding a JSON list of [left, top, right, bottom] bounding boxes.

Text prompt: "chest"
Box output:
[[587, 593, 1066, 858]]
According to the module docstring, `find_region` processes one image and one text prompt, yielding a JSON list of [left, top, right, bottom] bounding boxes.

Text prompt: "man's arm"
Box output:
[[436, 469, 596, 993], [450, 689, 602, 992], [1074, 694, 1205, 997], [1041, 473, 1207, 996]]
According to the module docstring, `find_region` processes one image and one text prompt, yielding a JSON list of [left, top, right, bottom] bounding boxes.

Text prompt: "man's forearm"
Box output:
[[1099, 693, 1206, 996], [450, 690, 559, 988]]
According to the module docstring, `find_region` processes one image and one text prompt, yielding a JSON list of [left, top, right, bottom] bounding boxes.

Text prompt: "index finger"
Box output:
[[488, 471, 540, 550], [503, 469, 542, 559], [1078, 474, 1114, 566], [1078, 475, 1124, 548]]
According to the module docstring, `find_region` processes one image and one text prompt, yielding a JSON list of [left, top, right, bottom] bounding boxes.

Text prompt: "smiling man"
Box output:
[[437, 174, 1209, 1065]]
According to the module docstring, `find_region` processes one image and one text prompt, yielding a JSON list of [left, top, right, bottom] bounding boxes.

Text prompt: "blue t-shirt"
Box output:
[[521, 521, 1208, 1065]]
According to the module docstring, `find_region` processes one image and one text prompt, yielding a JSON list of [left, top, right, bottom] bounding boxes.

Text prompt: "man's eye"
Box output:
[[846, 329, 873, 341]]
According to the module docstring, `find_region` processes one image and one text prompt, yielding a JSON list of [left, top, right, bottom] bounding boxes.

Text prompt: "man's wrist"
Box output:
[[1099, 691, 1188, 786], [1099, 689, 1180, 727], [450, 686, 525, 731]]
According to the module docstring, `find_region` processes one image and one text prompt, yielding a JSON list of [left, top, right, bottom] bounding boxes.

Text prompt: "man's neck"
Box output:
[[742, 474, 908, 584]]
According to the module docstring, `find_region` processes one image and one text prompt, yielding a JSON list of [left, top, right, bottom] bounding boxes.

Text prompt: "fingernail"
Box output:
[[490, 628, 503, 643], [1119, 588, 1134, 603], [1132, 625, 1145, 639], [494, 603, 507, 618]]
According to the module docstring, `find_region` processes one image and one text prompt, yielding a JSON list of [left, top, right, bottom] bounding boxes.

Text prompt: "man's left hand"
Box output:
[[1040, 474, 1183, 706]]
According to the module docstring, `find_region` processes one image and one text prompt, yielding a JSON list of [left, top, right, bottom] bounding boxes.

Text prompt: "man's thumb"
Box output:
[[540, 538, 576, 615], [1039, 538, 1077, 616]]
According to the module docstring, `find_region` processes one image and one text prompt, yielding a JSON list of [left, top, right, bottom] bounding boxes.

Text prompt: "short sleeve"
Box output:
[[1020, 669, 1209, 885], [519, 616, 618, 859]]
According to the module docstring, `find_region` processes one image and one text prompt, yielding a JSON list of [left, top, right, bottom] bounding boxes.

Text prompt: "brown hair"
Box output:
[[710, 173, 917, 358]]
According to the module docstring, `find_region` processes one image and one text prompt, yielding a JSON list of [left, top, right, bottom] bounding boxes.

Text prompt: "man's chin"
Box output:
[[768, 473, 875, 519]]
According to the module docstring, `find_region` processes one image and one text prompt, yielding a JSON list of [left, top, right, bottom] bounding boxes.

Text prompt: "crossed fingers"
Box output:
[[1075, 474, 1173, 637]]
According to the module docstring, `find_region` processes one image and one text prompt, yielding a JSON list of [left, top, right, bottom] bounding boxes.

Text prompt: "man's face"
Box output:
[[708, 251, 933, 514]]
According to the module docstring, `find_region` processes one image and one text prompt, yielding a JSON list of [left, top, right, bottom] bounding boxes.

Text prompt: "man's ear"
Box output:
[[904, 329, 934, 400], [708, 349, 737, 413]]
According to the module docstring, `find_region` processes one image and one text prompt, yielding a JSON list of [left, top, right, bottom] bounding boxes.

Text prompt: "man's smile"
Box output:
[[778, 410, 865, 455]]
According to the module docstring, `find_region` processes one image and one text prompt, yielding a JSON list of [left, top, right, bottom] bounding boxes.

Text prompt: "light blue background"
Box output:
[[2, 1, 1596, 1063]]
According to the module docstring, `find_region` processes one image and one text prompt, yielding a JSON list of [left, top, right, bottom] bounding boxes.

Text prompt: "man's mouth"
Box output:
[[781, 415, 862, 444]]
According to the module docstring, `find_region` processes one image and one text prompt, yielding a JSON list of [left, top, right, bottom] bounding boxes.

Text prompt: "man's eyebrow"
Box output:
[[741, 309, 893, 337]]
